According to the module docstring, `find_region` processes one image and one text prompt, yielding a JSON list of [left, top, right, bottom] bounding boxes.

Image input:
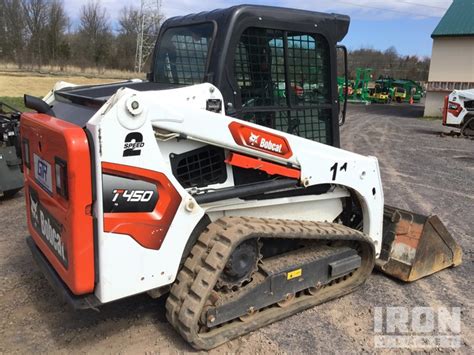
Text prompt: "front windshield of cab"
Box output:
[[153, 23, 214, 85]]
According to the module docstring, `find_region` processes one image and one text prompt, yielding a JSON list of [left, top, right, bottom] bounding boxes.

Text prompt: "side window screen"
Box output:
[[154, 23, 214, 85], [234, 28, 286, 107], [233, 28, 333, 144], [287, 33, 331, 105]]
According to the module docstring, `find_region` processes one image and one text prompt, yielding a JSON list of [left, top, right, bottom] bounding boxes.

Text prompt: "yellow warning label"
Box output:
[[287, 268, 302, 280]]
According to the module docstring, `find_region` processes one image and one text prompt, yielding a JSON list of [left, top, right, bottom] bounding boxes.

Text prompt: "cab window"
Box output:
[[233, 27, 332, 144], [153, 23, 214, 85]]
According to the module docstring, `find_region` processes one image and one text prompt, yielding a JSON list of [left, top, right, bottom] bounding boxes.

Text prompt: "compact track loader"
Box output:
[[443, 89, 474, 137], [20, 5, 461, 350]]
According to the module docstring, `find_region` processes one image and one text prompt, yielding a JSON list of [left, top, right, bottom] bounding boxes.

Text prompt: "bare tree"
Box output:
[[76, 0, 111, 69], [114, 4, 163, 71], [0, 0, 27, 67], [114, 6, 141, 70], [119, 6, 141, 35], [0, 0, 8, 59], [45, 0, 68, 66], [22, 0, 50, 67]]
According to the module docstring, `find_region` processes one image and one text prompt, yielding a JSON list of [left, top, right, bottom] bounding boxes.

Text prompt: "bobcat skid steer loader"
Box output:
[[20, 5, 461, 350], [443, 89, 474, 137]]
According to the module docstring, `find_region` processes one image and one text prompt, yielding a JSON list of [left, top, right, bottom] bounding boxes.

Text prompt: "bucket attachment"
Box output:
[[376, 206, 462, 282]]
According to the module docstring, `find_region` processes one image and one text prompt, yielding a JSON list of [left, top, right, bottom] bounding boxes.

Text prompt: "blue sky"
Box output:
[[63, 0, 452, 57]]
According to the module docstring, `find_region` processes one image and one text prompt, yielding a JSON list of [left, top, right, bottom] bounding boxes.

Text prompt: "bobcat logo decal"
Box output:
[[228, 121, 293, 158], [249, 132, 260, 146], [30, 196, 39, 225]]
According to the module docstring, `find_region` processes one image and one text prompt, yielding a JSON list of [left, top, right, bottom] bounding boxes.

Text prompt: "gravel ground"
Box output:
[[0, 103, 472, 354]]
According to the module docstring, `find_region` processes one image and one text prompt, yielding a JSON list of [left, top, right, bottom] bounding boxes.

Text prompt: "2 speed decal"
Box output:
[[123, 132, 145, 157]]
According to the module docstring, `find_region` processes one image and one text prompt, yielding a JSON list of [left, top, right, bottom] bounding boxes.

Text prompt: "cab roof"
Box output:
[[162, 4, 350, 42]]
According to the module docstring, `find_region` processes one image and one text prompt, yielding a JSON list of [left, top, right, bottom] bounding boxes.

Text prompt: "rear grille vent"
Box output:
[[170, 146, 227, 188], [464, 100, 474, 110]]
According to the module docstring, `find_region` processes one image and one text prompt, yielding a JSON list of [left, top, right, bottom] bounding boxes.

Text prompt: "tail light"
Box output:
[[442, 96, 448, 125], [55, 158, 68, 199], [22, 138, 30, 168], [447, 101, 463, 117]]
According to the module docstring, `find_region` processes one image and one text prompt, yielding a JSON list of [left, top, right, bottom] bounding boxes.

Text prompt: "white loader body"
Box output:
[[444, 89, 474, 127], [86, 83, 384, 303]]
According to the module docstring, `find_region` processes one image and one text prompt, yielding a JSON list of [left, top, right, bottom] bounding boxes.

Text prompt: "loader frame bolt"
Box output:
[[185, 198, 196, 212]]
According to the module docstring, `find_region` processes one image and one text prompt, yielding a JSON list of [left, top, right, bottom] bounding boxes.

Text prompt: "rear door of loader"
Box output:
[[21, 113, 95, 295], [231, 28, 336, 146]]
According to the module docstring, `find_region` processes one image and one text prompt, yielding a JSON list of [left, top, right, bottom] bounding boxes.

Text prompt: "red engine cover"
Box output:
[[21, 113, 95, 295]]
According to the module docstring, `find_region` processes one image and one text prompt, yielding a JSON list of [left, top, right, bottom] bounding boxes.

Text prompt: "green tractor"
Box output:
[[347, 67, 372, 104], [394, 79, 423, 103], [369, 85, 391, 104], [376, 77, 424, 103], [392, 86, 407, 103], [337, 76, 353, 103]]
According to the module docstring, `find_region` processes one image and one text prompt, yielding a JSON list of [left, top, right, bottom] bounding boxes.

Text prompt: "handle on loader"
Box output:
[[336, 45, 348, 126]]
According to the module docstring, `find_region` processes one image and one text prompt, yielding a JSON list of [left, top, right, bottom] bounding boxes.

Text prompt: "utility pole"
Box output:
[[135, 0, 162, 73]]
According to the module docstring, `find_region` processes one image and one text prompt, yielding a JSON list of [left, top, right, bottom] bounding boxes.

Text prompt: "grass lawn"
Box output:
[[0, 96, 26, 112], [0, 72, 123, 97]]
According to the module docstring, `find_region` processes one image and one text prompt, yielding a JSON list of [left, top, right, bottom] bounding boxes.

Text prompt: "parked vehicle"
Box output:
[[20, 5, 461, 350]]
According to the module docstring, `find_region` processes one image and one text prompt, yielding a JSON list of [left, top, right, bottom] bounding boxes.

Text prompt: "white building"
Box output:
[[424, 0, 474, 117]]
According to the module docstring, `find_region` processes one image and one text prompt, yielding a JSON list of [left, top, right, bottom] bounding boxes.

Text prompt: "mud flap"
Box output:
[[376, 206, 462, 282]]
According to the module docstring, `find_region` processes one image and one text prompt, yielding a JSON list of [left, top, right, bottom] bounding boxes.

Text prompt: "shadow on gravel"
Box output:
[[23, 266, 195, 351], [347, 103, 425, 119], [0, 189, 24, 202], [411, 128, 442, 136]]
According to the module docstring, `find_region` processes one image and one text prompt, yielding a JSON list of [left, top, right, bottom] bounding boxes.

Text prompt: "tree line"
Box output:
[[0, 0, 162, 72], [340, 47, 430, 82], [0, 0, 430, 81]]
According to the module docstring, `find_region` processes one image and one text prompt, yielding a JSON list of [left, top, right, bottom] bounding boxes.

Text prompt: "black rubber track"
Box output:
[[165, 216, 375, 350]]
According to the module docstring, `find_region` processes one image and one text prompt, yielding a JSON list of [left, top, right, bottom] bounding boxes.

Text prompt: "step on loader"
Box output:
[[19, 5, 462, 350]]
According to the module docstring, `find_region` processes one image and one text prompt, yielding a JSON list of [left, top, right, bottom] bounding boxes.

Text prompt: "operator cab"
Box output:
[[149, 5, 349, 147]]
